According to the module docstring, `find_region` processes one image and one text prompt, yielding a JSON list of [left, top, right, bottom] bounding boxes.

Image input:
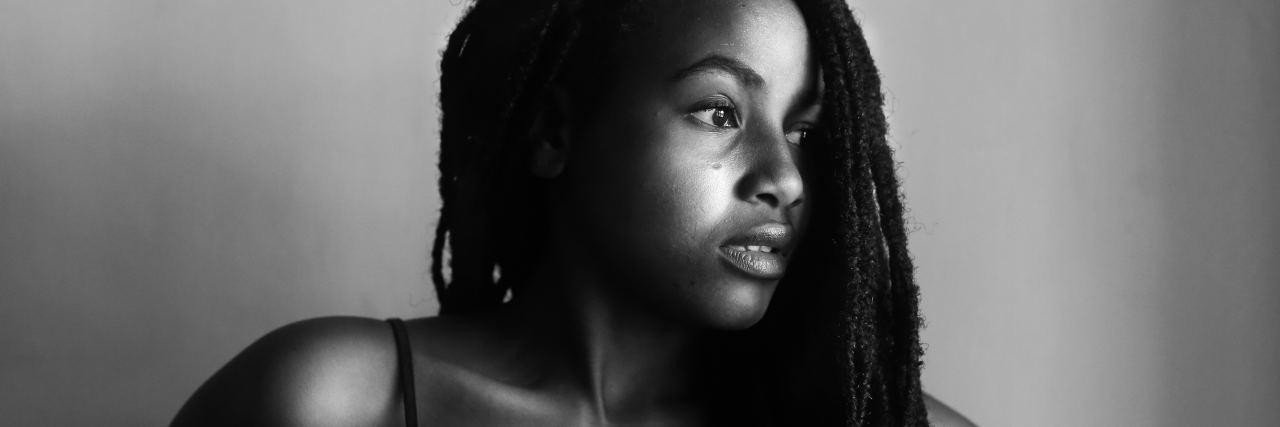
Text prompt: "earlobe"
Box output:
[[527, 88, 575, 179]]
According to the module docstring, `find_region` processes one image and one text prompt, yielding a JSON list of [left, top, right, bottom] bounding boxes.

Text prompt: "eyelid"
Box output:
[[692, 94, 735, 111], [788, 121, 815, 133]]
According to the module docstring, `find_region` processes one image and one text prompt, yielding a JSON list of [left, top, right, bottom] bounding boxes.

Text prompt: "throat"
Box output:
[[500, 270, 711, 423]]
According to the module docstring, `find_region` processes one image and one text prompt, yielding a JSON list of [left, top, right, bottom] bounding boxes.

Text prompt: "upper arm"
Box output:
[[171, 317, 402, 427], [924, 393, 978, 427]]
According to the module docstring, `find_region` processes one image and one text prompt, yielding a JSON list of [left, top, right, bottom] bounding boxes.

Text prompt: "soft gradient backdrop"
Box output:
[[1, 1, 1276, 425]]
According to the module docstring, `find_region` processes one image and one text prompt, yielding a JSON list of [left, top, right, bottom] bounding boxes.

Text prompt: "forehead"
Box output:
[[613, 0, 813, 89]]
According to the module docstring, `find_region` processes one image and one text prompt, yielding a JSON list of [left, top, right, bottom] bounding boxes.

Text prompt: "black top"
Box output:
[[386, 318, 418, 426]]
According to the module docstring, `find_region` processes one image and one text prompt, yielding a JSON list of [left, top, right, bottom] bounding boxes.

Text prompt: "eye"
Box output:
[[785, 126, 813, 146], [690, 105, 740, 128]]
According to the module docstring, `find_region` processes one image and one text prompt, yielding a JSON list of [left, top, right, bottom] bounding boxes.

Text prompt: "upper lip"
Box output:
[[721, 222, 795, 255]]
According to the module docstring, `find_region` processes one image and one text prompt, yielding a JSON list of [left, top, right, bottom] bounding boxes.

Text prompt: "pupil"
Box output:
[[713, 108, 727, 127]]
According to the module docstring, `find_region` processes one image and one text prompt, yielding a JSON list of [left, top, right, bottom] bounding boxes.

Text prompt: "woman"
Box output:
[[174, 0, 975, 425]]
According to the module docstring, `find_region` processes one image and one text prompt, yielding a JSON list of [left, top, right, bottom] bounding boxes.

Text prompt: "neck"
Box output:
[[497, 254, 709, 423]]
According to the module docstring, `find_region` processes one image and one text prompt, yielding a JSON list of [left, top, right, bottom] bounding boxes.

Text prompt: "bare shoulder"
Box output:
[[171, 316, 403, 427], [924, 393, 979, 427]]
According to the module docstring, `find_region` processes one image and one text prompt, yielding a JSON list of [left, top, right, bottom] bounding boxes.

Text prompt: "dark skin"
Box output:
[[173, 0, 975, 425]]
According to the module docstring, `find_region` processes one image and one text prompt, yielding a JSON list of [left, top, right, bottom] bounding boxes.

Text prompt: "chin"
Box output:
[[696, 280, 777, 330]]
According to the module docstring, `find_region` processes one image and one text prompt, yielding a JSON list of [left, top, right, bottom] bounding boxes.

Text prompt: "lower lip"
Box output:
[[718, 247, 787, 280]]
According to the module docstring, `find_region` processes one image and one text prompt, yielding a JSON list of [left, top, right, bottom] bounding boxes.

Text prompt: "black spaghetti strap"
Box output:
[[386, 318, 419, 427]]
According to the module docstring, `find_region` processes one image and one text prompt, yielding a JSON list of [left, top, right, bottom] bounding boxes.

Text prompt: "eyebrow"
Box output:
[[668, 55, 765, 88]]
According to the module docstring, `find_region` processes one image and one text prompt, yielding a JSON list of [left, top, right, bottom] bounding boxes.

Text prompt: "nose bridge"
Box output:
[[738, 123, 804, 208]]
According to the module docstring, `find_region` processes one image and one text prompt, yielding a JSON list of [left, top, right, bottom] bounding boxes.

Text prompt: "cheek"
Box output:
[[567, 126, 735, 264], [640, 154, 733, 242], [580, 121, 731, 237]]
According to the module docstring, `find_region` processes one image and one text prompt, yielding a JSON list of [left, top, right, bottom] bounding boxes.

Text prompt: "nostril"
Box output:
[[756, 193, 780, 207]]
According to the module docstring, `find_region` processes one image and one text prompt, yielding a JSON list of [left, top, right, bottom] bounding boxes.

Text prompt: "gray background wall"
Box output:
[[1, 1, 1276, 425]]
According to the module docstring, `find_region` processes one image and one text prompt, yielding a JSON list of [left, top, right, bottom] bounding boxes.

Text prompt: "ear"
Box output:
[[527, 88, 576, 179]]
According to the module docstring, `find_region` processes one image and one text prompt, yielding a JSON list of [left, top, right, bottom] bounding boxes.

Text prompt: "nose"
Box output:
[[736, 131, 805, 210]]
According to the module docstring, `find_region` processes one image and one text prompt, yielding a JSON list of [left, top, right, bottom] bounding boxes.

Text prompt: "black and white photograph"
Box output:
[[1, 0, 1277, 425]]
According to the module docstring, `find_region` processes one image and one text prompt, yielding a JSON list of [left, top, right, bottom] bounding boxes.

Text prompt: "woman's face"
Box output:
[[550, 0, 819, 329]]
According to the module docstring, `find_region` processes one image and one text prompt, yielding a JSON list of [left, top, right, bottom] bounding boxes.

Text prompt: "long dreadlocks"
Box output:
[[431, 0, 927, 425]]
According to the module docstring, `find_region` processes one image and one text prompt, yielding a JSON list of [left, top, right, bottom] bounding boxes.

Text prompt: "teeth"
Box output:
[[733, 245, 777, 253]]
